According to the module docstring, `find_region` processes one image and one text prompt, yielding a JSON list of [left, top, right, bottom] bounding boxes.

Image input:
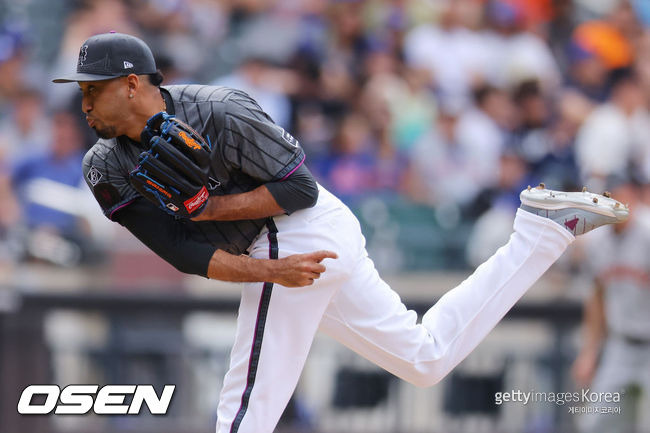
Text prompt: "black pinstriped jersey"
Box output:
[[82, 85, 305, 255]]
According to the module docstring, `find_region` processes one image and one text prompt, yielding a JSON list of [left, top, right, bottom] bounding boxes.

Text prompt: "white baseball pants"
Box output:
[[215, 186, 574, 433]]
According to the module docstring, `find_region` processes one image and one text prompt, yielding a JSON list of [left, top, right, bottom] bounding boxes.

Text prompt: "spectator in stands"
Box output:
[[575, 68, 650, 190], [481, 0, 561, 91], [465, 149, 532, 266], [508, 80, 552, 168], [287, 49, 341, 166], [326, 0, 375, 83], [532, 88, 588, 191], [0, 30, 31, 115], [572, 177, 650, 433], [10, 111, 93, 266], [566, 20, 634, 102], [0, 88, 51, 165], [455, 84, 514, 191], [405, 98, 478, 208], [318, 111, 391, 205], [361, 39, 437, 153], [403, 0, 487, 107]]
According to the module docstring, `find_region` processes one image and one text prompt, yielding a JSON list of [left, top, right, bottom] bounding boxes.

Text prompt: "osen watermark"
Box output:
[[17, 384, 175, 415]]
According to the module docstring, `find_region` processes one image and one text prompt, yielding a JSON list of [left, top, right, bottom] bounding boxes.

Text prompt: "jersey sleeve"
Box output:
[[82, 141, 141, 221], [221, 95, 305, 182], [115, 198, 215, 277]]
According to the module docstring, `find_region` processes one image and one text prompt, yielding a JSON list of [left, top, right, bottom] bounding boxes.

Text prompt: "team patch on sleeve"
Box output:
[[276, 126, 300, 148], [86, 166, 103, 186], [93, 183, 122, 210]]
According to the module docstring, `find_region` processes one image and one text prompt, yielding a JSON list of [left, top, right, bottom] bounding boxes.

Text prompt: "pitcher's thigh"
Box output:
[[319, 255, 440, 386], [217, 274, 341, 433]]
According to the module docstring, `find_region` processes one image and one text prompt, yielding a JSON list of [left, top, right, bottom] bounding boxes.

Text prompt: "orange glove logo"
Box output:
[[145, 179, 171, 198], [179, 131, 202, 150]]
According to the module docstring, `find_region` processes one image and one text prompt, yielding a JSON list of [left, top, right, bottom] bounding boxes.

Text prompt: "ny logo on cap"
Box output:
[[78, 45, 88, 66]]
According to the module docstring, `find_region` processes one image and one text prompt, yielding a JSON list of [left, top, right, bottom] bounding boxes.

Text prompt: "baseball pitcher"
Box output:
[[54, 33, 629, 433]]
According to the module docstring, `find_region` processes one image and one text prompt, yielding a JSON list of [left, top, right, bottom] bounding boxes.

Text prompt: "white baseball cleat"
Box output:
[[520, 183, 629, 236]]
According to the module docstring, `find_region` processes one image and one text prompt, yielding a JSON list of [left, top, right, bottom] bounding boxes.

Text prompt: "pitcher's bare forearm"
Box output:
[[193, 164, 319, 222], [193, 185, 284, 221], [207, 249, 338, 287]]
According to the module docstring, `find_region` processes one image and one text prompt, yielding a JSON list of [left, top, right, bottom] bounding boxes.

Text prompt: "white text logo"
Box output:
[[17, 384, 175, 415]]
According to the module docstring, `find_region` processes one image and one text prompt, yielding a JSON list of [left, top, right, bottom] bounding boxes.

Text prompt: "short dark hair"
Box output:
[[147, 70, 164, 87], [473, 84, 499, 107], [607, 67, 636, 92], [512, 79, 541, 105]]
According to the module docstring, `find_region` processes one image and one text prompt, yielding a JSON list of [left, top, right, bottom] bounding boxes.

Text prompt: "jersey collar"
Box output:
[[160, 87, 175, 115]]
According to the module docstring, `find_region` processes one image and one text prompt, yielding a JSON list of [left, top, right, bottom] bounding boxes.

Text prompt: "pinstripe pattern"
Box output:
[[82, 84, 304, 255]]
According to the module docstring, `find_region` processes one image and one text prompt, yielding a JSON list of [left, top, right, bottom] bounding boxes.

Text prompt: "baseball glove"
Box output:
[[130, 112, 212, 218]]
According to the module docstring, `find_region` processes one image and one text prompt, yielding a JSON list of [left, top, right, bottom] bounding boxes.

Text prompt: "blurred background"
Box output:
[[1, 0, 650, 432]]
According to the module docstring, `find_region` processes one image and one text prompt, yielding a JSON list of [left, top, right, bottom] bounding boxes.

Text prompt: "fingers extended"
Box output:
[[308, 250, 338, 262]]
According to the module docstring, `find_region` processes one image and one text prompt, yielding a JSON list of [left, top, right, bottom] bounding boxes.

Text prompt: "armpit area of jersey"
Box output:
[[114, 198, 215, 277], [265, 163, 319, 214]]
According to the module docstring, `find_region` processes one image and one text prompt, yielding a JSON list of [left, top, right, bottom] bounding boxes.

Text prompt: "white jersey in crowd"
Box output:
[[584, 206, 650, 340]]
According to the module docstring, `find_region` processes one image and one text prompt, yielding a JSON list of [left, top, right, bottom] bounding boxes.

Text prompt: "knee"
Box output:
[[402, 368, 446, 388]]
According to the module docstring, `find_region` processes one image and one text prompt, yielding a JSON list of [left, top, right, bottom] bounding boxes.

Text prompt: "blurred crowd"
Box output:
[[1, 0, 650, 272]]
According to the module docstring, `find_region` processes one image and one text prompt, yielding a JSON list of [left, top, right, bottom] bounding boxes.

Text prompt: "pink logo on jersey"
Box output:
[[184, 186, 209, 213], [564, 217, 579, 231]]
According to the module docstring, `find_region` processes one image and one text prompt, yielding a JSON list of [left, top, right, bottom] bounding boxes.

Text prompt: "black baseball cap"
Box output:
[[53, 32, 157, 83]]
